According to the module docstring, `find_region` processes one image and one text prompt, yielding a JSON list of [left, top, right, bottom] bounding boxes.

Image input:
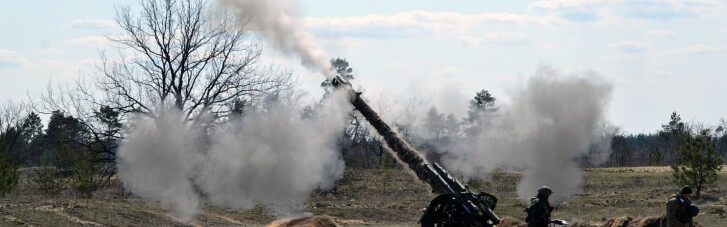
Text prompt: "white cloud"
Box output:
[[536, 42, 563, 49], [38, 59, 73, 67], [649, 70, 673, 78], [530, 0, 613, 10], [593, 54, 627, 62], [598, 44, 727, 61], [318, 37, 371, 51], [40, 47, 64, 56], [78, 59, 101, 66], [305, 11, 562, 38], [658, 44, 727, 56], [529, 0, 724, 22], [67, 19, 116, 29], [610, 41, 652, 52], [0, 48, 28, 68], [647, 29, 675, 37], [386, 61, 422, 69], [431, 66, 470, 77], [460, 32, 530, 47], [65, 36, 111, 46], [35, 59, 94, 79]]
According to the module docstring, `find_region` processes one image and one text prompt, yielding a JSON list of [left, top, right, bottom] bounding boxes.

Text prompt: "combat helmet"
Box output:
[[538, 186, 553, 196]]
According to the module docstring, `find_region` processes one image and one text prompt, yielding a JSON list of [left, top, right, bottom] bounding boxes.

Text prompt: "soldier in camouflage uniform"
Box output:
[[526, 186, 554, 227], [666, 186, 694, 227]]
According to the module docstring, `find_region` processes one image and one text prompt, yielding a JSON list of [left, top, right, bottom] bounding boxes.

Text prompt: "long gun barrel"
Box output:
[[331, 76, 499, 226], [331, 76, 431, 185]]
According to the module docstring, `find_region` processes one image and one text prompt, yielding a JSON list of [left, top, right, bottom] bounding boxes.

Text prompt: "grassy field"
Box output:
[[1, 166, 726, 226]]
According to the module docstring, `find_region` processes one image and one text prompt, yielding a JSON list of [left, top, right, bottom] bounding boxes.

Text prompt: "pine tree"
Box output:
[[671, 129, 724, 198], [464, 90, 497, 137]]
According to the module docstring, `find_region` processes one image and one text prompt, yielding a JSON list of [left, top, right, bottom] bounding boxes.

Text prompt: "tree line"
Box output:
[[607, 113, 727, 168]]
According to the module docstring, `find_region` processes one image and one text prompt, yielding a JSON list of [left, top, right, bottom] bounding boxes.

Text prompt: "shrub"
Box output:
[[71, 157, 95, 197], [33, 155, 64, 195], [0, 151, 19, 197]]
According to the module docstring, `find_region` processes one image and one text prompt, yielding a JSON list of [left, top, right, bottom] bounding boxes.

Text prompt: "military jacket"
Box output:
[[666, 194, 694, 227], [526, 197, 552, 227]]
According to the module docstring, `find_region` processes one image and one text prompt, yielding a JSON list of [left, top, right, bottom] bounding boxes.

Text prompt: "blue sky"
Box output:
[[1, 0, 726, 134]]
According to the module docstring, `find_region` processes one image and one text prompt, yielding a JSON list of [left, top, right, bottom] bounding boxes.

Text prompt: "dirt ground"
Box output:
[[1, 166, 726, 226]]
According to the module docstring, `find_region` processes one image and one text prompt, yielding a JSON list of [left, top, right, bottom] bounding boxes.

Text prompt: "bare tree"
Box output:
[[0, 101, 27, 136], [100, 0, 294, 121], [0, 101, 30, 161]]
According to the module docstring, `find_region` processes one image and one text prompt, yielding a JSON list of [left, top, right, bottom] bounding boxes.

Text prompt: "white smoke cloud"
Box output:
[[218, 0, 335, 77], [414, 66, 613, 204], [198, 92, 350, 211], [117, 92, 351, 220], [117, 109, 204, 219]]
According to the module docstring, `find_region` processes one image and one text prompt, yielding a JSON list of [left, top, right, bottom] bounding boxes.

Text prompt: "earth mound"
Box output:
[[266, 216, 339, 227], [497, 216, 702, 227]]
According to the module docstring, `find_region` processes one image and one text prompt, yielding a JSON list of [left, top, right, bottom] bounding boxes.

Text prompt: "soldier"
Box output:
[[666, 186, 696, 227], [525, 186, 554, 227]]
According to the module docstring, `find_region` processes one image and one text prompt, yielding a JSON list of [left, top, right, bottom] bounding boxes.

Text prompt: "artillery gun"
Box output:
[[331, 76, 500, 227]]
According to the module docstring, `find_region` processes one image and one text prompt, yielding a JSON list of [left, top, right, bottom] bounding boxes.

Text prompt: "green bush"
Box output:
[[34, 147, 100, 197], [71, 157, 95, 197], [34, 167, 63, 195], [33, 155, 64, 195], [0, 151, 19, 197]]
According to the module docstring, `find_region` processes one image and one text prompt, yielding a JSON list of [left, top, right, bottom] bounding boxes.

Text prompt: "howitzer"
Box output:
[[331, 76, 500, 226]]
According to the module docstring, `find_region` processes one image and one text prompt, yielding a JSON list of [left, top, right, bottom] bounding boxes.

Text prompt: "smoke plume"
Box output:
[[117, 109, 204, 218], [218, 0, 335, 76], [435, 66, 613, 203], [198, 93, 350, 210], [117, 92, 351, 219]]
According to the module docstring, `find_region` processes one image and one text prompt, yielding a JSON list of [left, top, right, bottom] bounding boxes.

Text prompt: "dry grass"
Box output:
[[1, 166, 726, 226]]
